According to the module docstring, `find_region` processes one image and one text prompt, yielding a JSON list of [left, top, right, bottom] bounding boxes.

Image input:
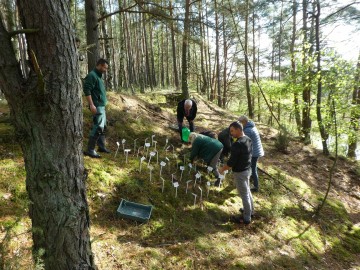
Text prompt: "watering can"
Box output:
[[182, 127, 191, 142]]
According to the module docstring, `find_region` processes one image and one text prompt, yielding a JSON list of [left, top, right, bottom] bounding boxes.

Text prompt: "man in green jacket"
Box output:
[[189, 132, 223, 182], [83, 58, 110, 158]]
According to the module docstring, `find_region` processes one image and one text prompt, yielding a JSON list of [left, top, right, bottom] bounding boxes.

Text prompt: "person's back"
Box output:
[[190, 135, 223, 164], [239, 116, 264, 192], [243, 121, 264, 158]]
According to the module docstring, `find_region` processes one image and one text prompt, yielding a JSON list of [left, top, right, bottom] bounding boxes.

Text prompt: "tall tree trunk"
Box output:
[[165, 25, 170, 86], [244, 0, 253, 118], [215, 0, 222, 106], [222, 13, 227, 108], [181, 0, 191, 98], [99, 0, 113, 89], [315, 1, 329, 155], [199, 0, 208, 94], [0, 1, 95, 269], [348, 52, 360, 157], [302, 0, 311, 143], [85, 0, 100, 72], [291, 0, 302, 136], [160, 25, 165, 87], [149, 21, 157, 87], [169, 1, 179, 90]]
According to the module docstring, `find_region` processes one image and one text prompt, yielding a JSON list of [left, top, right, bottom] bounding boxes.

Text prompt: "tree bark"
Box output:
[[0, 1, 95, 269], [215, 0, 222, 106], [348, 52, 360, 157], [181, 0, 191, 98], [169, 1, 180, 90], [315, 1, 329, 155], [244, 0, 253, 118], [85, 0, 100, 72], [302, 0, 311, 144], [291, 0, 302, 136]]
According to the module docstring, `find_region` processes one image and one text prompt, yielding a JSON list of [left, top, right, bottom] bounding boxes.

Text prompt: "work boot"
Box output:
[[84, 136, 101, 158], [97, 135, 111, 153]]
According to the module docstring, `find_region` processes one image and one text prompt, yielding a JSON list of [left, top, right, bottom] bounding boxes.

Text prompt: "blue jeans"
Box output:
[[233, 169, 254, 223], [90, 106, 106, 137], [251, 157, 259, 189]]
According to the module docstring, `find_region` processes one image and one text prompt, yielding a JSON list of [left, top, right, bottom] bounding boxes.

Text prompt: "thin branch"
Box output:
[[97, 3, 138, 22], [321, 2, 360, 24], [8, 28, 39, 37]]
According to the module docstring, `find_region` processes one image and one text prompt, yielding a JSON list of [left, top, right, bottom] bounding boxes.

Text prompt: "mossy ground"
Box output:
[[0, 92, 359, 269]]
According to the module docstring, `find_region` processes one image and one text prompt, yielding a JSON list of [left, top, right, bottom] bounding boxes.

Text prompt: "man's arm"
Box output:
[[85, 95, 97, 115]]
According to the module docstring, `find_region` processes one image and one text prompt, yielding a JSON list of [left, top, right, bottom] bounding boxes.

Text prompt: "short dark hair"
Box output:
[[229, 121, 243, 131], [96, 58, 109, 66]]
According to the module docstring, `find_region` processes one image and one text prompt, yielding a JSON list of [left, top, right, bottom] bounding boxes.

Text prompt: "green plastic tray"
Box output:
[[117, 199, 153, 222]]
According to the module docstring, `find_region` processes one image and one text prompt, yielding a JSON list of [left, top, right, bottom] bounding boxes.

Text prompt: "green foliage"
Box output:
[[275, 126, 291, 152]]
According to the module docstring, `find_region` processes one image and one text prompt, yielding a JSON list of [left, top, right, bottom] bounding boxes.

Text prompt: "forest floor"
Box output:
[[0, 91, 359, 269]]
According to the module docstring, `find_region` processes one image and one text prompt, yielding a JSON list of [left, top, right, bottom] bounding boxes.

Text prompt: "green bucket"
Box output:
[[182, 127, 191, 142]]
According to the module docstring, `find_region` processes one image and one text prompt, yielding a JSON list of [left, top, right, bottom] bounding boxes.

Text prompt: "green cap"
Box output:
[[182, 127, 191, 142]]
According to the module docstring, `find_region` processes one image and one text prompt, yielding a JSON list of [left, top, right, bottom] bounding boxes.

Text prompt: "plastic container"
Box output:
[[117, 199, 153, 222], [182, 127, 191, 142]]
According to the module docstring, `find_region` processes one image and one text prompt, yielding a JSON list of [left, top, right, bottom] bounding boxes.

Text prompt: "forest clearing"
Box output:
[[0, 92, 359, 269], [1, 0, 360, 269]]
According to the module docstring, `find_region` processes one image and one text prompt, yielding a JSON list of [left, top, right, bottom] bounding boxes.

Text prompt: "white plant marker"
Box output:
[[155, 150, 159, 164], [207, 181, 211, 198], [121, 139, 126, 151], [148, 151, 156, 166], [161, 177, 165, 193], [153, 141, 157, 151], [151, 134, 155, 146], [192, 193, 198, 206], [148, 165, 154, 182], [160, 161, 166, 176], [145, 142, 151, 158], [173, 182, 179, 197], [114, 141, 120, 158], [166, 157, 170, 173], [186, 180, 192, 194], [163, 138, 169, 150], [179, 166, 185, 181], [218, 174, 225, 187], [137, 146, 144, 158], [171, 144, 175, 156], [139, 156, 146, 172], [144, 137, 149, 148], [188, 163, 193, 175], [198, 186, 203, 201], [207, 166, 213, 174], [195, 172, 201, 184], [171, 173, 176, 183], [124, 149, 131, 163], [133, 138, 138, 155]]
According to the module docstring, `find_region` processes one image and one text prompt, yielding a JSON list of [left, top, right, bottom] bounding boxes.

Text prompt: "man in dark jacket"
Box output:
[[177, 99, 197, 140], [238, 115, 264, 192], [83, 58, 110, 158], [219, 121, 254, 224], [218, 127, 232, 161]]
